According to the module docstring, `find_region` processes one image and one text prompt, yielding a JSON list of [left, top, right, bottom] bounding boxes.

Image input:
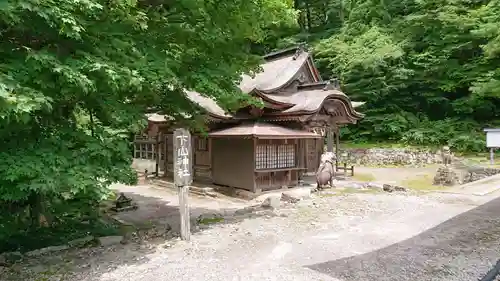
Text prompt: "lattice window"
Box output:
[[256, 145, 267, 170], [134, 143, 155, 159], [281, 144, 295, 168], [133, 135, 164, 160], [197, 137, 208, 151], [255, 144, 295, 170]]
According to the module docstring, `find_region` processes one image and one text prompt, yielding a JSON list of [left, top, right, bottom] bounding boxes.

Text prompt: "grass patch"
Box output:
[[351, 172, 376, 182], [401, 174, 443, 191], [197, 217, 224, 225], [461, 155, 500, 167], [319, 187, 381, 197]]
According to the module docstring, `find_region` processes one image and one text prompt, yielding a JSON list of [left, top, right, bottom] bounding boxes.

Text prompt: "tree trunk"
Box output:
[[306, 1, 312, 31], [29, 193, 50, 228]]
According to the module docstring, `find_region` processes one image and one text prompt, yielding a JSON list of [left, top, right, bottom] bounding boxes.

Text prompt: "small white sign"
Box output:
[[484, 129, 500, 148]]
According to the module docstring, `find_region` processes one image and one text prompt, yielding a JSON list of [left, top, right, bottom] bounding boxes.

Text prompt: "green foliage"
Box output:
[[269, 0, 500, 152], [0, 0, 295, 251]]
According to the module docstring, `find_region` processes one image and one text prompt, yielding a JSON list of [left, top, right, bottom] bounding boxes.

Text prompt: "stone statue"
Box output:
[[316, 152, 336, 189], [441, 146, 453, 167]]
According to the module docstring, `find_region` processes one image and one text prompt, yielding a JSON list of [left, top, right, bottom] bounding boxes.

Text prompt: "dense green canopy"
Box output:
[[0, 0, 295, 242], [258, 0, 500, 152]]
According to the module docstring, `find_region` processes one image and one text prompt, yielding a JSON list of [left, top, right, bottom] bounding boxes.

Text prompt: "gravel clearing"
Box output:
[[3, 191, 500, 281]]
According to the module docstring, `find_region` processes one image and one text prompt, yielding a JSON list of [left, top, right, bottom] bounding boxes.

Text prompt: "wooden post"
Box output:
[[335, 128, 340, 156], [326, 129, 334, 152], [343, 162, 347, 179], [155, 134, 160, 176], [490, 148, 495, 165], [173, 128, 192, 241]]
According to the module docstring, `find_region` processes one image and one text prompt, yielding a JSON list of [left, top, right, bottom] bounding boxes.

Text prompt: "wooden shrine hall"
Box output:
[[134, 46, 364, 193]]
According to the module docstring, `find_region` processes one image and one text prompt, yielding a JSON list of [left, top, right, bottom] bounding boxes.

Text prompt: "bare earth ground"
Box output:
[[354, 166, 438, 183], [3, 167, 500, 281]]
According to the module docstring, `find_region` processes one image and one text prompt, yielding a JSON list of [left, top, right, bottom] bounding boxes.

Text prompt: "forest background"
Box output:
[[259, 0, 500, 153]]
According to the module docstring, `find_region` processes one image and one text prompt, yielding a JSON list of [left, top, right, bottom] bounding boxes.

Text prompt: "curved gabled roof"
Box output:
[[262, 83, 364, 120], [149, 46, 364, 124], [238, 50, 310, 93]]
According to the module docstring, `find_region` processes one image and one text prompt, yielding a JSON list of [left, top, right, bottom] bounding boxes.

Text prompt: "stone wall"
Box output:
[[433, 165, 500, 186], [463, 166, 500, 183], [340, 148, 445, 167]]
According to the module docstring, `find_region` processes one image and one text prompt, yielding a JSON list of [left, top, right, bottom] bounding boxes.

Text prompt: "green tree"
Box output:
[[0, 0, 295, 246], [277, 0, 500, 151]]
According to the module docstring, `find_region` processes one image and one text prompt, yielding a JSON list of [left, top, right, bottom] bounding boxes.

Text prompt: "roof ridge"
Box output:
[[263, 44, 307, 61]]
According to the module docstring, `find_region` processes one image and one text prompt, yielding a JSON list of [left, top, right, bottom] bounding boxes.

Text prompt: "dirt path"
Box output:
[[4, 185, 500, 281]]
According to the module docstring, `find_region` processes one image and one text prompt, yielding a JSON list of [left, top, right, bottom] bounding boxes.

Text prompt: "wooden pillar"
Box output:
[[155, 133, 160, 176], [335, 127, 340, 168], [490, 148, 495, 165], [335, 127, 340, 156], [164, 134, 168, 177], [326, 129, 334, 152]]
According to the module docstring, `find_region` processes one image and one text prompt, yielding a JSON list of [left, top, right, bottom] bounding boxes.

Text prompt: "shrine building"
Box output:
[[133, 46, 364, 193]]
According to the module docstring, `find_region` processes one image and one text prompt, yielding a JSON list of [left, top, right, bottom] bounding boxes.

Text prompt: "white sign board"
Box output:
[[484, 129, 500, 148]]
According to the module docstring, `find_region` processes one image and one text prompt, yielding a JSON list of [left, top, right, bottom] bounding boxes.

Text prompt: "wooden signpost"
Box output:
[[173, 128, 192, 241]]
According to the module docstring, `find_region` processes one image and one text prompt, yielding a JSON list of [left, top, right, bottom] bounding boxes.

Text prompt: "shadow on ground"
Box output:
[[2, 190, 262, 281], [307, 196, 500, 281]]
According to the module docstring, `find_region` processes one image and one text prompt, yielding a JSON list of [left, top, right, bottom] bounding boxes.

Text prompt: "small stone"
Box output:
[[281, 188, 311, 203], [261, 195, 281, 210], [383, 184, 394, 192], [394, 186, 407, 192], [98, 236, 124, 247]]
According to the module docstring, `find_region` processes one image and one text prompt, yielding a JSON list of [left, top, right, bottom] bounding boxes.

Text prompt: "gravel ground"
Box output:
[[3, 191, 500, 281]]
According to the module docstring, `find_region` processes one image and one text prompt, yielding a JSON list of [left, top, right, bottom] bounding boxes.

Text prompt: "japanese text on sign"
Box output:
[[173, 128, 192, 186], [176, 134, 190, 178]]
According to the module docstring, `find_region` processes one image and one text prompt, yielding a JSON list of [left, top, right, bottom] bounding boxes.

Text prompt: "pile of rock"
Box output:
[[342, 148, 449, 167], [433, 166, 464, 186]]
